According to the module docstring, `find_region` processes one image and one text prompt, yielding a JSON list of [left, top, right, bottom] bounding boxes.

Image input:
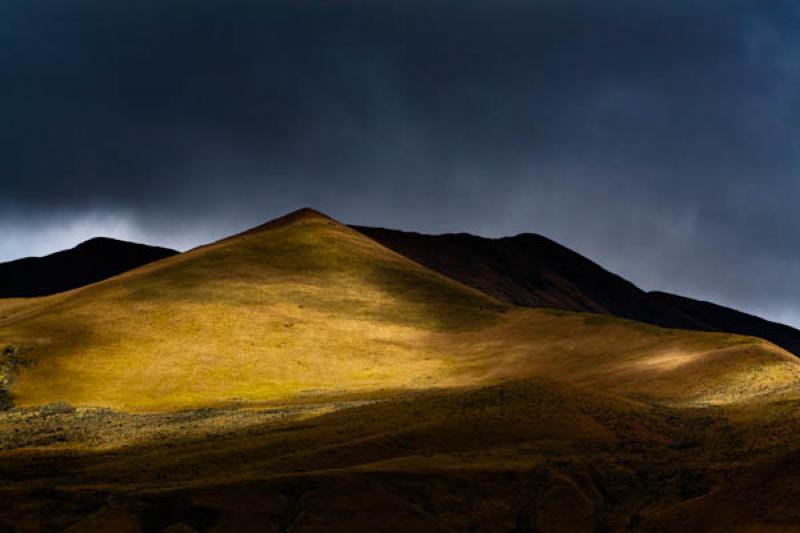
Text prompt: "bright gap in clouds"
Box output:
[[0, 213, 138, 262], [0, 213, 199, 262]]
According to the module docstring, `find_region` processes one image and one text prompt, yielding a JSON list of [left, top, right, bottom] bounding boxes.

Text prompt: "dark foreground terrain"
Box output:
[[3, 379, 800, 532]]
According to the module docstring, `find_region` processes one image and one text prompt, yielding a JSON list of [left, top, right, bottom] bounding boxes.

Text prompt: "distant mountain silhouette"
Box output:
[[0, 237, 178, 297], [355, 226, 800, 356]]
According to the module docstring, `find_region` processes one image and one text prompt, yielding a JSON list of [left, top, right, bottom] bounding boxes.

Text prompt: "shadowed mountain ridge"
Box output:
[[354, 225, 800, 357], [0, 237, 178, 298]]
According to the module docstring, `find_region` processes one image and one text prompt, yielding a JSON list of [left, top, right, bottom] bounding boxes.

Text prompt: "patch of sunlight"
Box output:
[[631, 350, 702, 372]]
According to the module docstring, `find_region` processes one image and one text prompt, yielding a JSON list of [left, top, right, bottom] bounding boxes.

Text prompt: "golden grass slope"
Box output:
[[0, 209, 505, 410], [1, 208, 799, 411]]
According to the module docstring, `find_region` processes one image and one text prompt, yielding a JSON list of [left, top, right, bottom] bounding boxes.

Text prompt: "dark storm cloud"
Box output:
[[1, 0, 799, 325]]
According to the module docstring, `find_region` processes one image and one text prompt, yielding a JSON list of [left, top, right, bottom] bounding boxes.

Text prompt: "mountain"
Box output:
[[1, 208, 797, 411], [355, 226, 800, 356], [4, 208, 800, 531], [0, 237, 178, 298], [0, 208, 502, 409]]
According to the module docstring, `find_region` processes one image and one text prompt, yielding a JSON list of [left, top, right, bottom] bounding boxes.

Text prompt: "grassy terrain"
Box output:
[[4, 378, 800, 531], [3, 208, 800, 531], [1, 208, 798, 411], [0, 210, 504, 409]]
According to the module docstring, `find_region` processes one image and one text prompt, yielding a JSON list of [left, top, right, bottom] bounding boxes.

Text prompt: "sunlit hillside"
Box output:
[[1, 208, 798, 411]]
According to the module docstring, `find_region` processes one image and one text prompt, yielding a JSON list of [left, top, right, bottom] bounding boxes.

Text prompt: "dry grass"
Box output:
[[1, 209, 798, 411], [0, 211, 502, 410], [4, 376, 800, 531], [436, 309, 800, 406], [3, 209, 800, 530]]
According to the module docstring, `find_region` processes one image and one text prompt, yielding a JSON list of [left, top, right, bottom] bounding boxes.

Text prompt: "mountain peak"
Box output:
[[230, 207, 337, 241], [274, 207, 337, 226], [75, 236, 122, 247], [288, 206, 330, 219]]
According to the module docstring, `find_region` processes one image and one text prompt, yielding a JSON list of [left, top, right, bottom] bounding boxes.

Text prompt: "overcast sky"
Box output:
[[1, 0, 799, 326]]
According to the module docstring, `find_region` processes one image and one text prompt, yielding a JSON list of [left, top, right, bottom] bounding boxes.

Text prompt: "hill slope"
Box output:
[[355, 226, 800, 356], [0, 209, 503, 409], [0, 237, 178, 298], [5, 377, 800, 531], [648, 290, 800, 356], [3, 210, 800, 531], [1, 208, 798, 411]]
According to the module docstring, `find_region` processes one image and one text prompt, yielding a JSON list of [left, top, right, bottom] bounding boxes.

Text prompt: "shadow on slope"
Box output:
[[0, 209, 504, 410], [3, 378, 799, 531], [2, 209, 798, 412], [355, 225, 800, 357]]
